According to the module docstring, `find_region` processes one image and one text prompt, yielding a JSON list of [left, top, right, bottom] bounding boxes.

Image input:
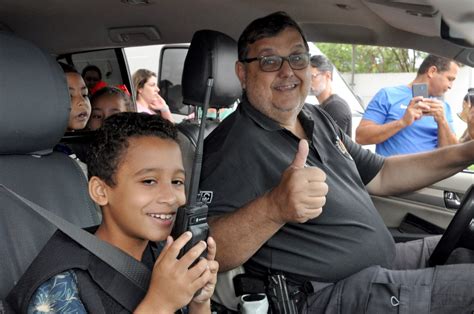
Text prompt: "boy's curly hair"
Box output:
[[88, 112, 178, 186]]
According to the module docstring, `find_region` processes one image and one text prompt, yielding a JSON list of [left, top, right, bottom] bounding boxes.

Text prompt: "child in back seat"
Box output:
[[86, 86, 132, 131], [58, 62, 92, 132], [7, 112, 218, 313]]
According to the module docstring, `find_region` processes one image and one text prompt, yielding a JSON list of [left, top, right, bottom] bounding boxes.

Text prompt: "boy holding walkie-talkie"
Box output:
[[7, 113, 218, 313]]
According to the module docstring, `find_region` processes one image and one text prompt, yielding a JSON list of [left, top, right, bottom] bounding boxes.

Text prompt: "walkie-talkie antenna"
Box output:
[[188, 77, 214, 207]]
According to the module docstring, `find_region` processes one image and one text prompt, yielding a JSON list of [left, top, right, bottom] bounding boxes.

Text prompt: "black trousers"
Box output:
[[302, 236, 474, 313]]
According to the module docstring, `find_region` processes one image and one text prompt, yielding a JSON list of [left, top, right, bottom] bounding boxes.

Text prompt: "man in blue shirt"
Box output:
[[356, 55, 459, 156]]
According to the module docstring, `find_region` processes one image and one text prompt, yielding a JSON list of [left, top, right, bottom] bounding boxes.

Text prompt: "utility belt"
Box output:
[[233, 268, 318, 313]]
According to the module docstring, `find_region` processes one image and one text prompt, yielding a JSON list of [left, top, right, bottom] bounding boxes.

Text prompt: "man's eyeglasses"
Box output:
[[311, 73, 324, 79], [240, 53, 310, 72]]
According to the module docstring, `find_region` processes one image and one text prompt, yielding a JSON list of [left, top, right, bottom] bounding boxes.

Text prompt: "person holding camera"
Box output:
[[355, 54, 459, 156]]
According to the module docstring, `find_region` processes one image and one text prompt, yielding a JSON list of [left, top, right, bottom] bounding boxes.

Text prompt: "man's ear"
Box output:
[[235, 61, 247, 90], [427, 65, 438, 78], [326, 71, 333, 81], [89, 176, 109, 206]]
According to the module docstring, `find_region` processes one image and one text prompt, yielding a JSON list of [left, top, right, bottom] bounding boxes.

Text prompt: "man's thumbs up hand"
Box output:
[[290, 139, 309, 169], [267, 140, 328, 224]]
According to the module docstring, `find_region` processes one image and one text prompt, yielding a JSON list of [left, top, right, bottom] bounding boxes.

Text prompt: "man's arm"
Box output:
[[436, 118, 458, 147], [209, 140, 327, 271], [208, 194, 283, 271], [366, 140, 474, 196], [356, 119, 406, 145], [356, 96, 427, 145], [425, 99, 458, 147]]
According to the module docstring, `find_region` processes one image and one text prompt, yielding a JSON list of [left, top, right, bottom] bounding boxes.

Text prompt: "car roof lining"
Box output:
[[0, 0, 473, 66]]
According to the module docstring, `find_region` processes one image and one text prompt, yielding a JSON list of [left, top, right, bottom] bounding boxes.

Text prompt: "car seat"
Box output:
[[177, 29, 241, 199], [0, 32, 101, 300], [177, 29, 246, 312]]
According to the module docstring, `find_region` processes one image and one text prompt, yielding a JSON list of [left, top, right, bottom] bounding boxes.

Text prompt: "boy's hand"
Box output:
[[134, 232, 209, 313], [191, 237, 219, 304]]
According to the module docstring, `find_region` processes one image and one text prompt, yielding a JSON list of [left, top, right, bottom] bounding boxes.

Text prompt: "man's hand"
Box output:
[[400, 96, 430, 127], [420, 98, 446, 123], [267, 139, 328, 224]]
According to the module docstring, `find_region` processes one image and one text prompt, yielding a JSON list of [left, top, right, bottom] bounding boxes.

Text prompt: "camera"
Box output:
[[412, 83, 429, 98]]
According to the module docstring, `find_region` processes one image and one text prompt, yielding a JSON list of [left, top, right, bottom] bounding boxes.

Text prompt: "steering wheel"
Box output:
[[429, 185, 474, 266]]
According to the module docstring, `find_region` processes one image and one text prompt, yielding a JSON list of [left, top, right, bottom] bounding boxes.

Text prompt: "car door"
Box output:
[[374, 170, 474, 242]]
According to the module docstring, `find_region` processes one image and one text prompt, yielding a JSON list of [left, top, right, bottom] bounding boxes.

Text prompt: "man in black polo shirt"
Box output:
[[200, 11, 474, 313], [310, 54, 352, 137]]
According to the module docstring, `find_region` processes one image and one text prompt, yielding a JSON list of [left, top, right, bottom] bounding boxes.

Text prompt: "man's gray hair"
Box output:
[[310, 55, 333, 75]]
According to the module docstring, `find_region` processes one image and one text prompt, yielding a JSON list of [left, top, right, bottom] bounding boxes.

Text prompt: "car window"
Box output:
[[317, 43, 474, 141], [159, 47, 189, 116], [58, 49, 127, 89]]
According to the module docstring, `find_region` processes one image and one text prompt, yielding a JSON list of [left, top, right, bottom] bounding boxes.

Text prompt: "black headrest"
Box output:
[[182, 30, 242, 109], [0, 32, 69, 155]]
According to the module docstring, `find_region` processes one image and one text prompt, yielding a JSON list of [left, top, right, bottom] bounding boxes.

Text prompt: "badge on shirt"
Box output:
[[335, 136, 353, 160]]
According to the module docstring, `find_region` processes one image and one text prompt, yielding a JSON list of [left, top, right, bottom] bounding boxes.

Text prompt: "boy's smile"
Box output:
[[93, 135, 186, 258]]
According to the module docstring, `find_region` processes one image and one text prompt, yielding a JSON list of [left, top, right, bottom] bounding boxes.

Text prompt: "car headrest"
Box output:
[[182, 30, 242, 109], [0, 32, 69, 155]]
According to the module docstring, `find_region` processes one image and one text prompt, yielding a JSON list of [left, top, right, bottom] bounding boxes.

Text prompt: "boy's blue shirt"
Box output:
[[28, 270, 86, 314], [27, 241, 180, 313]]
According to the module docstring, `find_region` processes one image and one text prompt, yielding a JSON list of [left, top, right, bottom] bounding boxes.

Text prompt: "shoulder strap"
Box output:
[[0, 185, 151, 296], [8, 230, 94, 312]]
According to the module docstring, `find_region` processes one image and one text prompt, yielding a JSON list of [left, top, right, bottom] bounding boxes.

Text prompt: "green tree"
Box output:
[[315, 43, 427, 74]]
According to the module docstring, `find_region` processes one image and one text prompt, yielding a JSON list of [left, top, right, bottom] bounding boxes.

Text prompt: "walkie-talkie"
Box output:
[[170, 78, 214, 259]]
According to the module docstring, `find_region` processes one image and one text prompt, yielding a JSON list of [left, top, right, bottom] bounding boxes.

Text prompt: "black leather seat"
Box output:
[[178, 29, 241, 198], [0, 32, 100, 300]]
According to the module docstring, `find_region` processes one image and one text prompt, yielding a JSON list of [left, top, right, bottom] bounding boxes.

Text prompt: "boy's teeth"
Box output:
[[148, 213, 173, 220]]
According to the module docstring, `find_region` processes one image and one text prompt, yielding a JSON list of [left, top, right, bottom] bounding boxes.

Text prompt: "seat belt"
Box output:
[[0, 184, 150, 293]]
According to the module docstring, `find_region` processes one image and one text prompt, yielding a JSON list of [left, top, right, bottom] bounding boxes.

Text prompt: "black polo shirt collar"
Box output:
[[240, 99, 316, 138], [241, 99, 327, 162], [241, 99, 282, 132]]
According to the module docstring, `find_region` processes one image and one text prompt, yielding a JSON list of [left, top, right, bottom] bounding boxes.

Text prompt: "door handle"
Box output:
[[444, 191, 461, 210]]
